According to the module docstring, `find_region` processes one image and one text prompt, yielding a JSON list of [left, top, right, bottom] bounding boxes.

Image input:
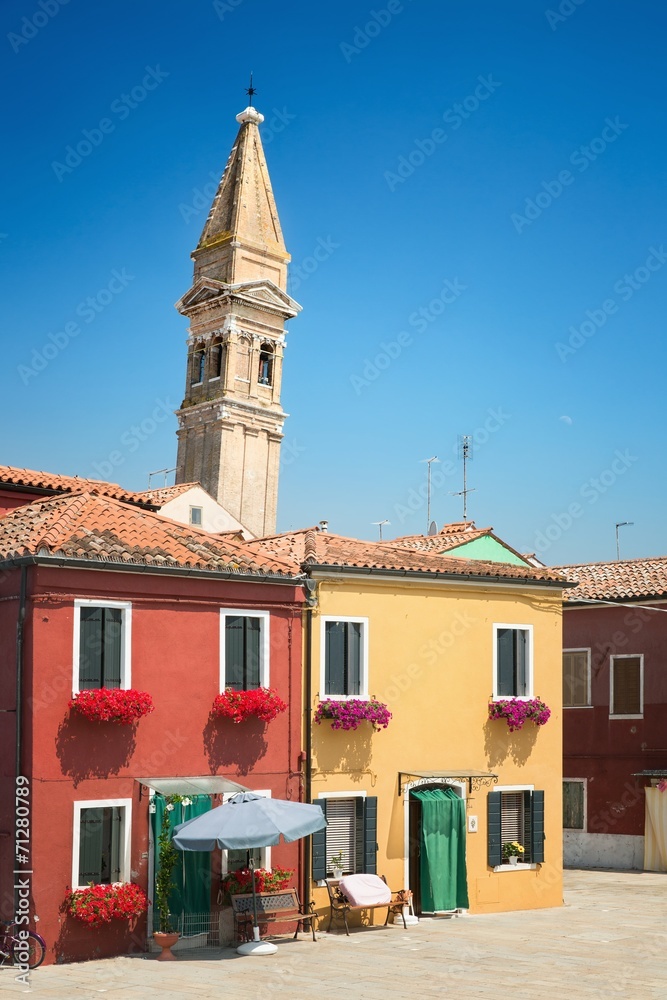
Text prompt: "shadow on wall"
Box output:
[[202, 715, 268, 775], [55, 913, 146, 966], [483, 720, 539, 768], [55, 714, 136, 786], [312, 724, 372, 782]]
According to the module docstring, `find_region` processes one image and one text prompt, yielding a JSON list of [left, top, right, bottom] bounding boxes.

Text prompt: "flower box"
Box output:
[[69, 689, 154, 724], [211, 687, 287, 724], [64, 882, 148, 928], [314, 698, 392, 732], [220, 867, 294, 899], [488, 697, 551, 733]]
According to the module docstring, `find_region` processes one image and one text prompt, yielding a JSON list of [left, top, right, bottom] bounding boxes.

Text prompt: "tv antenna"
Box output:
[[449, 435, 475, 520], [372, 519, 390, 541], [147, 467, 177, 488], [420, 456, 440, 534], [615, 521, 634, 560]]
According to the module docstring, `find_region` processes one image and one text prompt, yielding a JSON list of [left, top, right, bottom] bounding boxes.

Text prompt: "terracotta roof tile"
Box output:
[[0, 493, 296, 577], [0, 465, 153, 507], [556, 557, 667, 601], [248, 528, 569, 585], [138, 483, 200, 504], [389, 522, 490, 553]]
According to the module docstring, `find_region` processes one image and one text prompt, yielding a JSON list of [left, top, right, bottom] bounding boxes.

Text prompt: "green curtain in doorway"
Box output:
[[412, 787, 469, 911], [151, 794, 212, 919]]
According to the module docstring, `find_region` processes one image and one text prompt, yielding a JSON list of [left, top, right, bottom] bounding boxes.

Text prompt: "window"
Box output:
[[72, 799, 131, 889], [73, 600, 131, 693], [210, 342, 225, 381], [192, 349, 206, 385], [493, 624, 533, 699], [220, 610, 269, 691], [563, 649, 591, 707], [563, 780, 586, 830], [321, 617, 368, 698], [610, 655, 643, 718], [189, 506, 203, 526], [312, 795, 377, 880], [487, 788, 544, 867], [258, 343, 274, 386]]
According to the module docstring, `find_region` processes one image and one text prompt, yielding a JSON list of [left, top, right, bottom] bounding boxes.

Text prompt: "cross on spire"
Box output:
[[245, 72, 256, 107]]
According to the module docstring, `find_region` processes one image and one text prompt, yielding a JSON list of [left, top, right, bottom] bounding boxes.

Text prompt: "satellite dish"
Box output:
[[428, 520, 438, 536]]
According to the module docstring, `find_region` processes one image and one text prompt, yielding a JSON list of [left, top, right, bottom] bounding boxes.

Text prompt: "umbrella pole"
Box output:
[[236, 856, 277, 957]]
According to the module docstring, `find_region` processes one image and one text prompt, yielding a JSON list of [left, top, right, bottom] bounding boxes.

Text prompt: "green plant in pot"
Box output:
[[153, 798, 181, 960], [330, 852, 344, 878]]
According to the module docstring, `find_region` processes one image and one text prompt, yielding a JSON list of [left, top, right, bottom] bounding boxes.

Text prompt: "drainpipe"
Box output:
[[14, 565, 27, 918], [303, 581, 315, 906]]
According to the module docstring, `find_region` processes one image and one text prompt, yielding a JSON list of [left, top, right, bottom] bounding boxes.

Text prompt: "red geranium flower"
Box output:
[[212, 687, 287, 724], [69, 689, 154, 724]]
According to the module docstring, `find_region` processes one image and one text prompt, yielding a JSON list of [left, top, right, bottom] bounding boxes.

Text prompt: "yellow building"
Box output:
[[251, 521, 572, 918]]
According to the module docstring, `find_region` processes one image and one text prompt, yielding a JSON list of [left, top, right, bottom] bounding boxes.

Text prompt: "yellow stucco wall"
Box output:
[[308, 574, 564, 920]]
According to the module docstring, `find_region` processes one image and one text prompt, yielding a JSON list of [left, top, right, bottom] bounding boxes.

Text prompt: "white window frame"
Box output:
[[72, 797, 132, 889], [316, 790, 367, 882], [492, 784, 536, 872], [563, 647, 592, 708], [189, 505, 203, 526], [72, 599, 132, 695], [610, 653, 644, 719], [320, 616, 369, 701], [563, 778, 587, 831], [492, 624, 534, 701], [220, 789, 271, 872], [219, 609, 270, 691]]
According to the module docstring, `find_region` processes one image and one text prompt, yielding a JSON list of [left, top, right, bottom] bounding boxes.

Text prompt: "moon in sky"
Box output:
[[559, 415, 573, 425]]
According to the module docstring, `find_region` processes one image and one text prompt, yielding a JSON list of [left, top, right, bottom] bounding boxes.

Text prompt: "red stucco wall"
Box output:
[[1, 564, 305, 964], [563, 602, 667, 837]]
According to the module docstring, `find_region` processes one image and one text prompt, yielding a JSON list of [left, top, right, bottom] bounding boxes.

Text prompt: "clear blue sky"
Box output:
[[1, 0, 665, 564]]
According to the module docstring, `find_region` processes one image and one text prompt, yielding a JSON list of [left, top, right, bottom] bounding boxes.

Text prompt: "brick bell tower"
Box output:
[[175, 103, 301, 538]]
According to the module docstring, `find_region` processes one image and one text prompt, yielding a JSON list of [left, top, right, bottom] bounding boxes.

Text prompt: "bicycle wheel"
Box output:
[[12, 932, 46, 970]]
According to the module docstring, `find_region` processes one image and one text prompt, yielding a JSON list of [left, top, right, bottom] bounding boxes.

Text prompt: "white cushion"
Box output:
[[338, 874, 391, 907]]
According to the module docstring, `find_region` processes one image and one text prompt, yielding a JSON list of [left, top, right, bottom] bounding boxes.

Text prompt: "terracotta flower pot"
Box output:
[[153, 930, 180, 960]]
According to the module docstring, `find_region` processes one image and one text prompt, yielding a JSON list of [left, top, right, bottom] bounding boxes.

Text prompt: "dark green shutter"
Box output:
[[530, 790, 545, 863], [79, 606, 103, 688], [103, 608, 122, 689], [246, 617, 261, 689], [487, 791, 502, 866], [311, 800, 327, 881], [225, 616, 244, 689], [363, 796, 378, 874]]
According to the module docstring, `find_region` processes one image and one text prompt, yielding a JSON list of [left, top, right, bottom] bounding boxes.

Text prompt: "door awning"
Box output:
[[136, 776, 249, 797], [399, 770, 498, 796]]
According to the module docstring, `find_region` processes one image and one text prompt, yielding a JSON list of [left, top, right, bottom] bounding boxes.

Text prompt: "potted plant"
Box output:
[[488, 697, 551, 732], [64, 882, 148, 929], [69, 688, 154, 724], [502, 841, 525, 865], [153, 800, 181, 960], [330, 853, 344, 879]]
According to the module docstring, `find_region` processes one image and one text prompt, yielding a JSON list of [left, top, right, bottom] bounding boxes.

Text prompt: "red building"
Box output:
[[0, 487, 305, 964], [558, 557, 667, 871]]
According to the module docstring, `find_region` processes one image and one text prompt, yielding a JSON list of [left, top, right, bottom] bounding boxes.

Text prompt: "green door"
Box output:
[[411, 787, 469, 911], [151, 794, 212, 925]]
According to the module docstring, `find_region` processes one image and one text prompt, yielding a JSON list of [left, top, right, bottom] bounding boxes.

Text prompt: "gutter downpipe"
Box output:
[[303, 579, 315, 908], [14, 565, 27, 917]]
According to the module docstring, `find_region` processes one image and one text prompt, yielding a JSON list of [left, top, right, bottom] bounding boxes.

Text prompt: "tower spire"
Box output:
[[174, 100, 301, 538]]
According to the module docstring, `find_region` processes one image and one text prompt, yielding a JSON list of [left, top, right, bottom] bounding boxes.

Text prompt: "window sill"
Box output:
[[490, 696, 534, 703], [609, 714, 644, 720], [322, 695, 370, 702], [564, 705, 593, 709], [209, 376, 220, 382], [191, 381, 203, 387], [492, 863, 537, 872]]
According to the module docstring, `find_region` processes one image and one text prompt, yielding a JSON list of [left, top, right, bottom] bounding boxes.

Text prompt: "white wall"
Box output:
[[160, 486, 253, 538], [564, 830, 644, 870]]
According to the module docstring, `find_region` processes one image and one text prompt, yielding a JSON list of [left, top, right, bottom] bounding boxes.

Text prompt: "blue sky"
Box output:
[[1, 0, 665, 564]]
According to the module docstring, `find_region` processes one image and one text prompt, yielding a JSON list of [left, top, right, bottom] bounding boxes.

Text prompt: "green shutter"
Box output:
[[530, 790, 545, 863], [363, 796, 378, 874], [487, 791, 502, 866], [103, 608, 122, 689], [225, 616, 244, 690], [311, 800, 327, 881], [246, 617, 261, 689], [79, 606, 103, 688]]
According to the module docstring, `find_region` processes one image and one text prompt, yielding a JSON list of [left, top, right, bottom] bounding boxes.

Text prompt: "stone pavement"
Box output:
[[1, 870, 665, 999]]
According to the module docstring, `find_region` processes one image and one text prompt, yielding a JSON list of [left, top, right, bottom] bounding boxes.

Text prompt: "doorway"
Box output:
[[408, 784, 469, 914]]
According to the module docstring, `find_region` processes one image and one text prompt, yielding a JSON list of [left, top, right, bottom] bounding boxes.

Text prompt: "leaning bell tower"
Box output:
[[175, 101, 301, 537]]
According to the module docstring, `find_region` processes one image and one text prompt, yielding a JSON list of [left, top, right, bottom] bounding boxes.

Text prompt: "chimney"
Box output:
[[318, 520, 328, 532]]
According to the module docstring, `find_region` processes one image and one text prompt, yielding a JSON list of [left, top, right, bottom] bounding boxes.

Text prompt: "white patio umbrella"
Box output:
[[173, 791, 327, 956]]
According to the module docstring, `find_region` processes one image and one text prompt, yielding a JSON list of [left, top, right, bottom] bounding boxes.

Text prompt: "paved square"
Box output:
[[1, 871, 665, 999]]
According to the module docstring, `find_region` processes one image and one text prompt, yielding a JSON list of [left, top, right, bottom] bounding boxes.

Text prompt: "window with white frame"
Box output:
[[610, 654, 643, 718], [563, 780, 586, 830], [189, 505, 203, 526], [220, 610, 269, 691], [73, 600, 131, 693], [312, 793, 377, 880], [73, 799, 132, 888], [487, 787, 544, 867], [493, 625, 533, 699], [321, 617, 368, 698], [563, 649, 591, 707]]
